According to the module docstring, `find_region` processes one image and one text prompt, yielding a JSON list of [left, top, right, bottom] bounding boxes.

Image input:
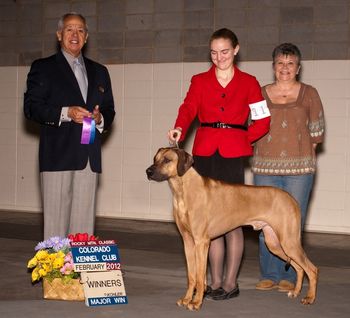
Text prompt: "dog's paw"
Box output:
[[187, 301, 202, 311], [301, 296, 315, 305], [287, 290, 299, 299], [176, 297, 191, 307]]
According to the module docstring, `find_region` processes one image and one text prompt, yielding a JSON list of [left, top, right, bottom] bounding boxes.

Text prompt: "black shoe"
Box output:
[[204, 286, 222, 299], [211, 285, 240, 301], [204, 286, 212, 297]]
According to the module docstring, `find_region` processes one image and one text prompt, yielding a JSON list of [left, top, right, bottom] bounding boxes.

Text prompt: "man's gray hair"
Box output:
[[57, 12, 88, 31]]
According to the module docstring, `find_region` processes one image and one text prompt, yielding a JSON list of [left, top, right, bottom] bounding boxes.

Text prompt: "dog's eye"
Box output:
[[163, 158, 171, 164]]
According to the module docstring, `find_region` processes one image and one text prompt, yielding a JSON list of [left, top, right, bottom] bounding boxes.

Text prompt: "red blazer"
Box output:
[[175, 65, 270, 158]]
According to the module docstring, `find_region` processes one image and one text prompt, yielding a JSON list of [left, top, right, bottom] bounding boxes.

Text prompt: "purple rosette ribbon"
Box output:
[[81, 117, 96, 144]]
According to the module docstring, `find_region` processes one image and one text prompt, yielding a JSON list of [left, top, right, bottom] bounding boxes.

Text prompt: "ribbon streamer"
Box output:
[[81, 117, 96, 144]]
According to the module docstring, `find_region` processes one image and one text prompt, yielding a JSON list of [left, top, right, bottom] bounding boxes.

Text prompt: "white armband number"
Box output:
[[249, 100, 270, 120]]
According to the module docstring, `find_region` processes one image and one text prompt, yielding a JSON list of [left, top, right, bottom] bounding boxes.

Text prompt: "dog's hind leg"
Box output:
[[284, 248, 318, 304], [301, 262, 318, 305], [262, 226, 305, 297], [262, 226, 289, 261], [277, 228, 318, 305], [286, 260, 304, 298], [263, 226, 314, 299]]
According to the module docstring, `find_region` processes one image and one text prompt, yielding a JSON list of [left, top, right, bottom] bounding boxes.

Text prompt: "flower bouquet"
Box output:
[[27, 233, 97, 301]]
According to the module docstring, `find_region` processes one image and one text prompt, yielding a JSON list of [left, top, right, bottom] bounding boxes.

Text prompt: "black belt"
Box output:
[[200, 122, 247, 131]]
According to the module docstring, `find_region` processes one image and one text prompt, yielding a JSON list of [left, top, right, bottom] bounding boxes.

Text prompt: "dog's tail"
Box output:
[[285, 257, 291, 271]]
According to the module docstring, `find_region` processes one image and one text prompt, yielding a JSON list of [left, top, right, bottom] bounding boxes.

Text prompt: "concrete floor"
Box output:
[[0, 211, 350, 318]]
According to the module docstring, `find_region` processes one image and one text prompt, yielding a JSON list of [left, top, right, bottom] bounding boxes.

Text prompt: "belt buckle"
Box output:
[[218, 122, 225, 128]]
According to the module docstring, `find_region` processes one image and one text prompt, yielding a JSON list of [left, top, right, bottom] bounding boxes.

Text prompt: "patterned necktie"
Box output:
[[73, 58, 88, 102]]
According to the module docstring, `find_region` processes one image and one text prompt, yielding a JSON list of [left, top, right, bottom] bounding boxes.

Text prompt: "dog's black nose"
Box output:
[[146, 167, 154, 179]]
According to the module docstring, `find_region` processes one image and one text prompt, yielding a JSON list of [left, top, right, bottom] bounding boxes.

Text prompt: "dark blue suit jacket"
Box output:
[[24, 51, 115, 173]]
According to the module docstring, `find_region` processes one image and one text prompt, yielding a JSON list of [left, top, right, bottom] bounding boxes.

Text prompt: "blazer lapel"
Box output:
[[223, 66, 241, 110], [228, 65, 241, 92], [84, 57, 96, 111]]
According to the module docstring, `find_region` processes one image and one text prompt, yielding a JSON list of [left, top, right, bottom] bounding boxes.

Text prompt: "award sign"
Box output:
[[70, 239, 121, 272], [81, 270, 127, 306], [70, 240, 128, 306]]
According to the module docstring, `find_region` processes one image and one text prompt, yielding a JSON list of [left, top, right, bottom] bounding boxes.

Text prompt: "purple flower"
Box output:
[[34, 236, 71, 251], [52, 238, 71, 252], [34, 241, 47, 251]]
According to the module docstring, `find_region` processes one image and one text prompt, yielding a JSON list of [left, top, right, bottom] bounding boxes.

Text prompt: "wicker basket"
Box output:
[[43, 278, 84, 301]]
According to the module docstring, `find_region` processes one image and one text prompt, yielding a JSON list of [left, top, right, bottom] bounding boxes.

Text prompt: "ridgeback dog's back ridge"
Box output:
[[146, 147, 318, 311]]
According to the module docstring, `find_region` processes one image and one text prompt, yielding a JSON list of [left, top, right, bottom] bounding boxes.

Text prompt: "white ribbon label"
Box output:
[[249, 100, 270, 120]]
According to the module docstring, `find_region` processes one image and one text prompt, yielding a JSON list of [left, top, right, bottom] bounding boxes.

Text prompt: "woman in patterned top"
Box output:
[[252, 43, 325, 292]]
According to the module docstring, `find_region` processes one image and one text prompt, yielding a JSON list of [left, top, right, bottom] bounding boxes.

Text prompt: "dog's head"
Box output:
[[146, 147, 194, 182]]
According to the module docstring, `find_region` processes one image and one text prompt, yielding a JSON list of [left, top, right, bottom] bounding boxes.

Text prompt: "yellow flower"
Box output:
[[48, 253, 57, 262], [52, 257, 64, 269], [57, 251, 65, 258], [35, 250, 49, 260], [27, 257, 38, 268], [38, 268, 47, 277], [42, 263, 52, 273], [31, 268, 40, 282]]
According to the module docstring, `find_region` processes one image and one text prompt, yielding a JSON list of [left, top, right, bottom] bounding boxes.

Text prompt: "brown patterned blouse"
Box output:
[[251, 83, 325, 175]]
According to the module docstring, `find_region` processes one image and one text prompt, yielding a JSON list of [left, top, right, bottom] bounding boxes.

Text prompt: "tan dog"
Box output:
[[146, 147, 318, 311]]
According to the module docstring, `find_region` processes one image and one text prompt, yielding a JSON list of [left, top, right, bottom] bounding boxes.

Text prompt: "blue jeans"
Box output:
[[253, 174, 314, 283]]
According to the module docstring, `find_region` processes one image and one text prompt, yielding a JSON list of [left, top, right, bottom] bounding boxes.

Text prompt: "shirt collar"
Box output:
[[61, 49, 84, 68]]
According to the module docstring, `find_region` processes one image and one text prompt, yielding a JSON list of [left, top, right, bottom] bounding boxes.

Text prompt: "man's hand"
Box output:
[[68, 106, 91, 124], [92, 105, 102, 124]]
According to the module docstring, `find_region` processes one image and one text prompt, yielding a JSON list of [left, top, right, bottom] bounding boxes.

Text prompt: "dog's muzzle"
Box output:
[[146, 166, 155, 180], [146, 165, 169, 182]]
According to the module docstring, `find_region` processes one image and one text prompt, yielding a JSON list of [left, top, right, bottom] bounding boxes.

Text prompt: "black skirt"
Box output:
[[193, 151, 245, 184]]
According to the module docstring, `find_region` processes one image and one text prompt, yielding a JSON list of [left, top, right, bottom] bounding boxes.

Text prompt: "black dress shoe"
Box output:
[[204, 286, 222, 299], [204, 286, 213, 296], [211, 285, 240, 300]]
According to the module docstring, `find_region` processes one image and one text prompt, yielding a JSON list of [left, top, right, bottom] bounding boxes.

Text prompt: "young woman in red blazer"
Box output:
[[168, 28, 270, 301]]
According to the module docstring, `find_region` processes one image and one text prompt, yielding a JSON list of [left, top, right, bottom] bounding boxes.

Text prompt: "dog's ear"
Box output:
[[175, 149, 194, 176]]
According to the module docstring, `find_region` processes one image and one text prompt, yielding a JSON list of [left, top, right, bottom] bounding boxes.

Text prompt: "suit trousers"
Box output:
[[40, 162, 98, 239]]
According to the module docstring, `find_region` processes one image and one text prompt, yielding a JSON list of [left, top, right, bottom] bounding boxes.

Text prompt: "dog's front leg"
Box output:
[[187, 239, 210, 311], [176, 231, 196, 308]]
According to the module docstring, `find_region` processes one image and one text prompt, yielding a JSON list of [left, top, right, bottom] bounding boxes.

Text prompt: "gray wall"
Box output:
[[1, 0, 349, 66]]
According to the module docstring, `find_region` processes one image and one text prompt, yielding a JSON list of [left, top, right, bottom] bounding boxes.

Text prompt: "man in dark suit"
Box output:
[[24, 12, 115, 239]]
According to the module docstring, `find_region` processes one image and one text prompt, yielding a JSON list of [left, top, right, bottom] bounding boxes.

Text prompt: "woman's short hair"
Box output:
[[57, 12, 88, 32], [210, 28, 239, 48], [272, 43, 301, 65]]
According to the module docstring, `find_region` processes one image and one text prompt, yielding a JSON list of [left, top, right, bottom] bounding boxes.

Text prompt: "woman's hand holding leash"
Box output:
[[168, 127, 182, 148]]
